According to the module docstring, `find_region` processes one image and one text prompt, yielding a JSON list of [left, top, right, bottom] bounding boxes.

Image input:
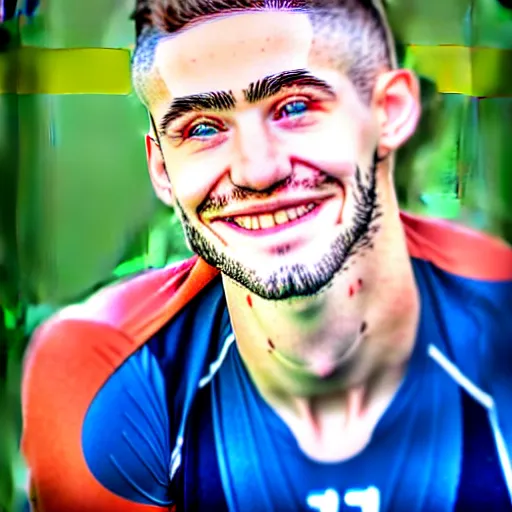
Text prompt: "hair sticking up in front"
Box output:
[[131, 0, 395, 107], [132, 0, 307, 37]]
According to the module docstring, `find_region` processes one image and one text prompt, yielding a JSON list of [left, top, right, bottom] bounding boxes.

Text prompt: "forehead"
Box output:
[[151, 11, 332, 107]]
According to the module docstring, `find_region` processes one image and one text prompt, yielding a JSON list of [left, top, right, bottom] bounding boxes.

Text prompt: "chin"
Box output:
[[183, 221, 345, 300], [178, 164, 381, 299]]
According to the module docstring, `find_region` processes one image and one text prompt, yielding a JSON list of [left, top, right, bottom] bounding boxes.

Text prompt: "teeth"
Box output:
[[286, 208, 298, 221], [232, 203, 316, 230], [237, 216, 252, 229], [296, 205, 308, 217], [274, 210, 289, 225], [259, 214, 275, 229]]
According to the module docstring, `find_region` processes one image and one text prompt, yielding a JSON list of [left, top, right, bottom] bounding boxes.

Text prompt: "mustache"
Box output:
[[198, 174, 339, 216]]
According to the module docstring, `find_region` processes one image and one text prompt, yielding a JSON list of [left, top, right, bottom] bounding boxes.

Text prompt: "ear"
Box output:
[[373, 69, 421, 153], [145, 134, 174, 207]]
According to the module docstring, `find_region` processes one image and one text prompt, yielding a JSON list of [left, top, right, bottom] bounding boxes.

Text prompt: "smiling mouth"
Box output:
[[221, 203, 318, 231]]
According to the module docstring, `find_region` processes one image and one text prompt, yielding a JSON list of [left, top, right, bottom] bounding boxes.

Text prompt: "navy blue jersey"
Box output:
[[81, 255, 512, 511]]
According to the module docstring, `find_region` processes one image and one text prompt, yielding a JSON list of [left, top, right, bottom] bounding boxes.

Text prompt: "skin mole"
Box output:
[[349, 279, 364, 297], [276, 245, 291, 256]]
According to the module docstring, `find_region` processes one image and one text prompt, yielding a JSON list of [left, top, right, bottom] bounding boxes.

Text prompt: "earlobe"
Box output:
[[374, 69, 421, 153], [145, 134, 174, 207]]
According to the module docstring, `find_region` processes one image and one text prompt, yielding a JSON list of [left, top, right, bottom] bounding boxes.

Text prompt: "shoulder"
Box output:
[[24, 256, 219, 370], [401, 211, 512, 335], [21, 256, 219, 511], [23, 255, 220, 415], [401, 211, 512, 282], [402, 213, 512, 396], [55, 256, 203, 334]]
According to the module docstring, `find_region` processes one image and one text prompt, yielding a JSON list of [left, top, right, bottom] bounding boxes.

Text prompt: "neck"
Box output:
[[221, 190, 420, 459]]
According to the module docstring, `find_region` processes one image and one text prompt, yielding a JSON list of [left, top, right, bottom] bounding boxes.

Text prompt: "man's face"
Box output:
[[147, 10, 410, 300]]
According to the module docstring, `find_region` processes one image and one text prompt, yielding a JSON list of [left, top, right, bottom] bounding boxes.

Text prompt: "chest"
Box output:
[[175, 354, 510, 512]]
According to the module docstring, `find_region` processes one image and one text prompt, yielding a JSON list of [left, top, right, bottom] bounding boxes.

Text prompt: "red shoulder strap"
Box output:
[[401, 212, 512, 281]]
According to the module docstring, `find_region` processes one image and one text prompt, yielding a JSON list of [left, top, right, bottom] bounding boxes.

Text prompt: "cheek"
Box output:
[[164, 151, 226, 213], [345, 101, 380, 157], [355, 116, 380, 158], [280, 116, 363, 176]]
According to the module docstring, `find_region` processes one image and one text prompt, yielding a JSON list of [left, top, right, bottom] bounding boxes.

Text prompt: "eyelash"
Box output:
[[273, 95, 315, 121], [170, 94, 317, 143]]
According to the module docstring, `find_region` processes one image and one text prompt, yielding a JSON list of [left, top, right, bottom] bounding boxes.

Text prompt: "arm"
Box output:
[[22, 317, 173, 512]]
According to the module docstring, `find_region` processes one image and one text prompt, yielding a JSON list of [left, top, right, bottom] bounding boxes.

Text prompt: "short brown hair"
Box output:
[[131, 0, 395, 106]]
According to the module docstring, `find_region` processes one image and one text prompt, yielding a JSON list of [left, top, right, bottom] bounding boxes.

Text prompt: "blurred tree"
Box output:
[[1, 6, 39, 510]]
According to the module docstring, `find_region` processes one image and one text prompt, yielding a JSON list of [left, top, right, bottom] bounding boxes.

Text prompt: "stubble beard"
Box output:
[[175, 150, 383, 301]]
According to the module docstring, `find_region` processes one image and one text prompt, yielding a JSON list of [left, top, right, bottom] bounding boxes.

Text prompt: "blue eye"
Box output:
[[277, 100, 309, 119], [188, 123, 219, 138]]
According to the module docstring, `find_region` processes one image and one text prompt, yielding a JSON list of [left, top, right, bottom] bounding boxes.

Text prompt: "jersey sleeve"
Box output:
[[21, 317, 173, 512], [402, 212, 512, 463], [478, 279, 512, 459]]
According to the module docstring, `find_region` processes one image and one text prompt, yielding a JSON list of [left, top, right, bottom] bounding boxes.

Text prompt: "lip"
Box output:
[[214, 202, 324, 237], [202, 193, 337, 221]]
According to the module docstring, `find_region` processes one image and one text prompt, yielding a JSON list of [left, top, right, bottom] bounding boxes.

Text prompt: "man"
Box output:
[[21, 1, 512, 511]]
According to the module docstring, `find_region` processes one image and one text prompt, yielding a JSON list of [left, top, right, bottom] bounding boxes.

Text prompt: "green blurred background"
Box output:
[[1, 0, 512, 510]]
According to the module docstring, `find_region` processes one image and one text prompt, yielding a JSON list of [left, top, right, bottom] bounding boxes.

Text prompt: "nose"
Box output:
[[230, 116, 292, 192]]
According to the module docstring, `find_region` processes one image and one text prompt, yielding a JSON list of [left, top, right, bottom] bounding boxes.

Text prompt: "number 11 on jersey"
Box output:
[[307, 486, 381, 512]]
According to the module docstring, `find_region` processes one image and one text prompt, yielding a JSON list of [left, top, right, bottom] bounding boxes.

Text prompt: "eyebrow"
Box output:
[[159, 91, 236, 134], [158, 69, 336, 135], [244, 69, 336, 104]]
